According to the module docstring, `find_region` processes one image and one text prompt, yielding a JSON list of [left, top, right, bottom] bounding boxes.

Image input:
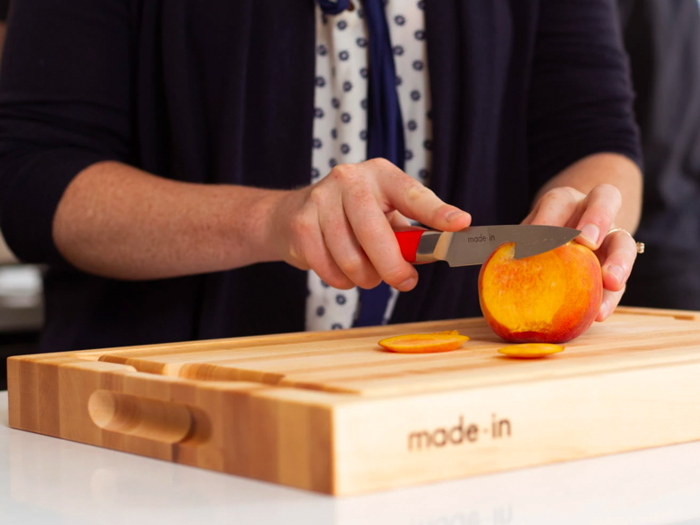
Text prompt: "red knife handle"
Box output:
[[395, 229, 426, 263]]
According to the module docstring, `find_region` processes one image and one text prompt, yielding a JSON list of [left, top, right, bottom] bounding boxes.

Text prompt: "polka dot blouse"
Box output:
[[306, 1, 432, 332]]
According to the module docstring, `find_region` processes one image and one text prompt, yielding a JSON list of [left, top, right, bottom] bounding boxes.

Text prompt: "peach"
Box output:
[[478, 242, 603, 344]]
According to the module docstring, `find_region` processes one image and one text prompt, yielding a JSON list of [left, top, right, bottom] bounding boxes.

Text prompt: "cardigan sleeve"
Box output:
[[0, 0, 132, 265], [0, 0, 10, 21], [527, 0, 643, 190]]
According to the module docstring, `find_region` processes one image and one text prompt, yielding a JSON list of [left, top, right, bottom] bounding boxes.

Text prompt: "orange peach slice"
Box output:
[[379, 332, 470, 354], [498, 343, 565, 358]]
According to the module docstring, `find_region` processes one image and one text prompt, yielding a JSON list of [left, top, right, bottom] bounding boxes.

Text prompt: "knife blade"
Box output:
[[395, 225, 581, 267]]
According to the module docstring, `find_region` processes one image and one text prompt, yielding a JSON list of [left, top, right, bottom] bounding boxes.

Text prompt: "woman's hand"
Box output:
[[522, 183, 638, 321], [267, 158, 471, 291]]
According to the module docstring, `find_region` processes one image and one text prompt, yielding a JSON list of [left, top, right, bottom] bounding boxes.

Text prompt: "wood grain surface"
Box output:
[[8, 307, 700, 495]]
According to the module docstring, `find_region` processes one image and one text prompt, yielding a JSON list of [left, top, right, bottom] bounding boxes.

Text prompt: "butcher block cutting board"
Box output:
[[8, 306, 700, 495]]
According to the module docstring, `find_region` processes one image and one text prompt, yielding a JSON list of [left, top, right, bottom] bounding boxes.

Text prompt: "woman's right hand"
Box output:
[[266, 158, 471, 292]]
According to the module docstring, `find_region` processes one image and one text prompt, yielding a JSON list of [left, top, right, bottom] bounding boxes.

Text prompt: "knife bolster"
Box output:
[[432, 232, 454, 262], [416, 231, 444, 263]]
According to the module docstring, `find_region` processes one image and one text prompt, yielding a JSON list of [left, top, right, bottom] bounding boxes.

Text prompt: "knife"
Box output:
[[395, 225, 580, 267]]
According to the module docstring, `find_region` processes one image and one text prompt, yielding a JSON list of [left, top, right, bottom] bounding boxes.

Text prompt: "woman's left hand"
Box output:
[[521, 183, 638, 321]]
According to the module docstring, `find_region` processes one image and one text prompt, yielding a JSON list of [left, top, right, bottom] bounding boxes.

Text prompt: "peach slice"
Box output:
[[479, 241, 603, 343], [379, 332, 470, 353], [498, 343, 565, 358]]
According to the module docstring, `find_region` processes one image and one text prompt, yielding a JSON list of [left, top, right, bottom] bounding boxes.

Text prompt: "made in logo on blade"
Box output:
[[445, 226, 580, 266]]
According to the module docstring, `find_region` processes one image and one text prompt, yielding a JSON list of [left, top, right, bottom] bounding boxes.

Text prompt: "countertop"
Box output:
[[0, 232, 16, 265], [2, 391, 700, 525], [0, 265, 43, 333]]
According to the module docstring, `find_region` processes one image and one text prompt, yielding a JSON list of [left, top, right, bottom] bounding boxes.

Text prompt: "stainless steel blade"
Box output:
[[434, 225, 581, 267]]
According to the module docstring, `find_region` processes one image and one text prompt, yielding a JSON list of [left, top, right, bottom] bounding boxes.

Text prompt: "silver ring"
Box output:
[[608, 228, 645, 254]]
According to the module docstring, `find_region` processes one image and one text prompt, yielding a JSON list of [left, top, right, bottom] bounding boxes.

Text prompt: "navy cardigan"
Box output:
[[618, 0, 700, 309], [0, 0, 641, 352]]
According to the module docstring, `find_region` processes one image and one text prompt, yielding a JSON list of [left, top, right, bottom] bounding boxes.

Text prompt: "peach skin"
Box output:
[[479, 242, 603, 343]]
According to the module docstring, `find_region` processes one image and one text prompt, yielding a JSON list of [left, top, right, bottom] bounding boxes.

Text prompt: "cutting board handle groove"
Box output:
[[88, 391, 195, 444]]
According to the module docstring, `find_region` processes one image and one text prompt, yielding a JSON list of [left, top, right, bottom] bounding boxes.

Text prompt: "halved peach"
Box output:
[[479, 242, 602, 343]]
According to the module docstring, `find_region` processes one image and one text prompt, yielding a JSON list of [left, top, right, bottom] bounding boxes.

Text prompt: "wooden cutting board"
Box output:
[[8, 306, 700, 495]]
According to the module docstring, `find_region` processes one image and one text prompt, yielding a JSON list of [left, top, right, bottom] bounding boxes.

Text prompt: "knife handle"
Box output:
[[395, 229, 441, 264], [395, 229, 425, 263]]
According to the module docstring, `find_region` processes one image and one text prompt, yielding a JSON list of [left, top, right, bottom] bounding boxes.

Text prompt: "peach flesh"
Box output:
[[478, 242, 603, 344]]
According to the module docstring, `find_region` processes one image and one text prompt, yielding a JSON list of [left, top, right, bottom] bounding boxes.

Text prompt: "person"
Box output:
[[0, 0, 10, 266], [0, 0, 643, 354], [618, 0, 700, 310], [0, 0, 7, 57], [0, 0, 11, 391]]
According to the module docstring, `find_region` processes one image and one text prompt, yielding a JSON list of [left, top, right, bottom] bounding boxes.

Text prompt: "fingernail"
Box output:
[[605, 264, 625, 286], [580, 224, 600, 246], [398, 276, 417, 291], [599, 301, 608, 319], [445, 210, 467, 223]]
